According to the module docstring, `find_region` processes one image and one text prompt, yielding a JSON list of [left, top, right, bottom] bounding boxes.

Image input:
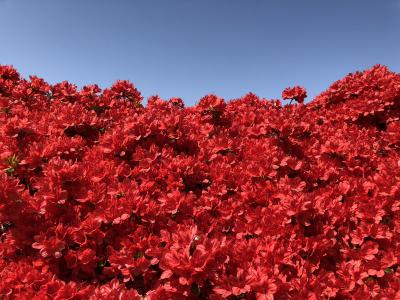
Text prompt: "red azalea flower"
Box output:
[[169, 97, 185, 108], [282, 86, 307, 103]]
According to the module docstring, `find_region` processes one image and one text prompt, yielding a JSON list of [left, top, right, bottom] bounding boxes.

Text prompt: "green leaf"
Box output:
[[4, 154, 20, 176], [385, 267, 393, 274], [98, 260, 107, 268], [134, 251, 143, 259], [115, 192, 125, 199]]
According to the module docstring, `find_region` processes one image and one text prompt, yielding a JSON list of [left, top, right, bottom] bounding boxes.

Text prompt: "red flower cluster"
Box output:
[[282, 86, 307, 104], [1, 64, 400, 299]]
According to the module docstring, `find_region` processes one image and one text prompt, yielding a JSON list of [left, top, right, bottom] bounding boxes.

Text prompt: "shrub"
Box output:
[[1, 64, 400, 299]]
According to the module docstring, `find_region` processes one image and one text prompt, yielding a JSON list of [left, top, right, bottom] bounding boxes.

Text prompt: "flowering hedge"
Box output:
[[1, 64, 400, 299]]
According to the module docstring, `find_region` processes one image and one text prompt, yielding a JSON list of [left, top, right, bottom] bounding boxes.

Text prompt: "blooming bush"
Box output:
[[1, 64, 400, 299]]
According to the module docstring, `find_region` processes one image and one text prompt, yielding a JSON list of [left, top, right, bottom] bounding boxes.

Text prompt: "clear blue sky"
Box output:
[[0, 0, 399, 106]]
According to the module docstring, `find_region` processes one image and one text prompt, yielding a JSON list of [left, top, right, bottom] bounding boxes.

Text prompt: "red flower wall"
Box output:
[[1, 64, 400, 299]]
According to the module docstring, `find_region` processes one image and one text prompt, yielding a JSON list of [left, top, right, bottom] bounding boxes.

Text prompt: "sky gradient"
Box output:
[[0, 0, 399, 106]]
